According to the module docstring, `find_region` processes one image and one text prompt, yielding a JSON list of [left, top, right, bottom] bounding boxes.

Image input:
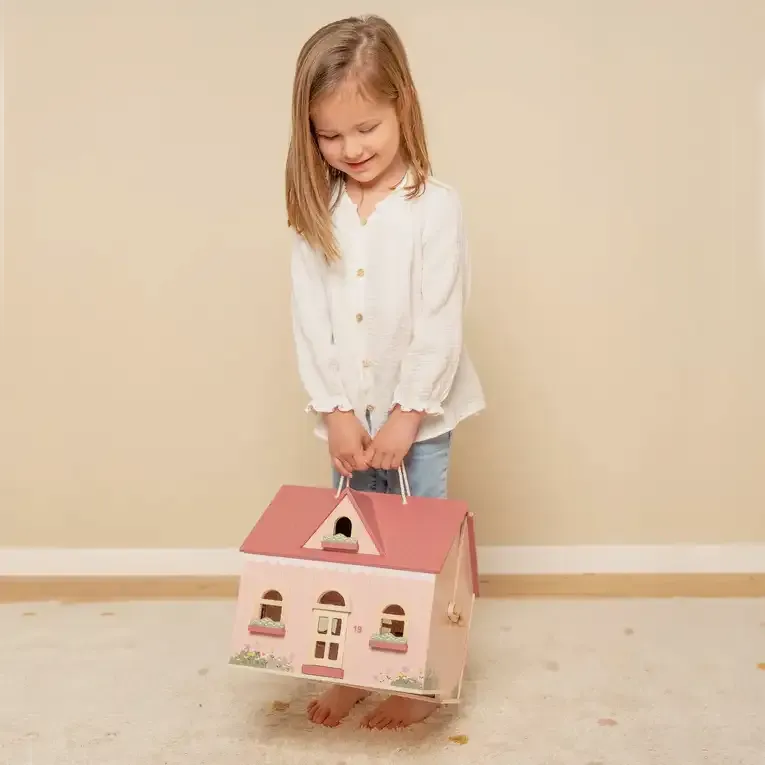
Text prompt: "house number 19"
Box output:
[[353, 625, 363, 633]]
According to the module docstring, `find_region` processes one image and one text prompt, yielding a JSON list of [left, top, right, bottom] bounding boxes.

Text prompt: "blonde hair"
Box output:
[[285, 15, 431, 262]]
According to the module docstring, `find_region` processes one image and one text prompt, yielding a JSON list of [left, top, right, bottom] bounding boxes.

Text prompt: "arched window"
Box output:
[[321, 517, 359, 552], [333, 516, 353, 537], [248, 589, 286, 636], [369, 604, 408, 652], [379, 604, 406, 638], [318, 591, 346, 608], [258, 590, 283, 623]]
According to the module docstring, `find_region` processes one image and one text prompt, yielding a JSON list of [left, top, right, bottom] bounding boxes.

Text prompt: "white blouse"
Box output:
[[290, 175, 486, 443]]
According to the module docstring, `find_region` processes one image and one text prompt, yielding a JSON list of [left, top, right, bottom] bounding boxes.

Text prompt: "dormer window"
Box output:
[[334, 516, 353, 537], [322, 516, 359, 552]]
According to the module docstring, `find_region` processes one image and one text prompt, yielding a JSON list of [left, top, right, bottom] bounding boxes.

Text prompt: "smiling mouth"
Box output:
[[346, 156, 374, 168]]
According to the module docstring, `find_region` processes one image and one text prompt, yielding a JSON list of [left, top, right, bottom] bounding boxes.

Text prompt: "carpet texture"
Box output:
[[1, 597, 763, 764]]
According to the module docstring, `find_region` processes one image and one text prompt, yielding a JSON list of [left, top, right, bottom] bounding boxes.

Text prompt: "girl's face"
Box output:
[[312, 78, 403, 186]]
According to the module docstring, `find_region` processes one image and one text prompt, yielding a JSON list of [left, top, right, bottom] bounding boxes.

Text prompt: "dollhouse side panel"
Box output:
[[230, 555, 435, 694], [426, 529, 476, 700]]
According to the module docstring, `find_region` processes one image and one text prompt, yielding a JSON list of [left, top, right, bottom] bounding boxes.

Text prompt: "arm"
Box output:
[[290, 231, 353, 415], [391, 189, 467, 416]]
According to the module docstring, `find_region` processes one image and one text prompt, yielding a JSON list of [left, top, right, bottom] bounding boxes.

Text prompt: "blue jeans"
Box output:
[[332, 428, 452, 499]]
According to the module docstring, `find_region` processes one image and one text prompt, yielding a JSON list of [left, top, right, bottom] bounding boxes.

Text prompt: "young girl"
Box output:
[[285, 15, 485, 730]]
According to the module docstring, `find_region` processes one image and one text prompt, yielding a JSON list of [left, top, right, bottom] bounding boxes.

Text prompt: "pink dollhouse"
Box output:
[[229, 470, 479, 704]]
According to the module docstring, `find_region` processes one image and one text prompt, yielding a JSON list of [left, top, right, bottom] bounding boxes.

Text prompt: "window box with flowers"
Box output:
[[368, 632, 408, 653], [249, 591, 287, 637], [369, 604, 408, 653], [321, 533, 359, 553], [248, 617, 286, 637]]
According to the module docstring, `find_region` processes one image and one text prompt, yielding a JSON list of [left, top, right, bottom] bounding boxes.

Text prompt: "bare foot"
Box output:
[[306, 685, 370, 727], [361, 695, 438, 730]]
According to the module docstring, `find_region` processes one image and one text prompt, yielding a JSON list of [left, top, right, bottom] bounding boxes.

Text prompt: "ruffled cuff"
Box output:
[[390, 397, 444, 417], [305, 397, 354, 415]]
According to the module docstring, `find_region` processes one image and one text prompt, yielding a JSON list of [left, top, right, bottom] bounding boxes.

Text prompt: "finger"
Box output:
[[381, 452, 393, 471], [390, 452, 403, 470], [341, 458, 355, 476], [333, 457, 351, 478], [369, 449, 382, 470], [352, 452, 368, 472]]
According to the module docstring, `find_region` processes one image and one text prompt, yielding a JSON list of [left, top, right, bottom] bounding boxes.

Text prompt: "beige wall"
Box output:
[[2, 1, 764, 549]]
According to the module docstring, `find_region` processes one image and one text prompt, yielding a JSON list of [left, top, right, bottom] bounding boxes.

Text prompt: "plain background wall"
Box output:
[[2, 0, 765, 550]]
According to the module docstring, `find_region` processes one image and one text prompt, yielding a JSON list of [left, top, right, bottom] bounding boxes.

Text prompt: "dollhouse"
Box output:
[[229, 468, 479, 704]]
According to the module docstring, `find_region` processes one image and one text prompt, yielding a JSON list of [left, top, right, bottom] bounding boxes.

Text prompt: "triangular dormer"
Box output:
[[302, 489, 383, 556]]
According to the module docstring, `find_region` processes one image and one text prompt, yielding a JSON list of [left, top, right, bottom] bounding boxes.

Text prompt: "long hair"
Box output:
[[285, 15, 431, 262]]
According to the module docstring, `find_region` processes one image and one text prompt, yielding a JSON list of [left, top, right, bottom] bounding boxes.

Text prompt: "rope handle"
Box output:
[[335, 464, 411, 504]]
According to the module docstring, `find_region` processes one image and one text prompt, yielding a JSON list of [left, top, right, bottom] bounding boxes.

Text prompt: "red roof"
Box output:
[[239, 485, 479, 596]]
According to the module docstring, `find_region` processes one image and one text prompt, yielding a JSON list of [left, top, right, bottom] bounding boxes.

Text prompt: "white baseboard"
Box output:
[[1, 544, 765, 577]]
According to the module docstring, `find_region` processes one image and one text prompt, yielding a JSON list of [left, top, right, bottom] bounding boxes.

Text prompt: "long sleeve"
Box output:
[[392, 189, 467, 415], [290, 232, 353, 414]]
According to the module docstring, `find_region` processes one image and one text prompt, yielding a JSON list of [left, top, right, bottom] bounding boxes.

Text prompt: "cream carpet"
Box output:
[[1, 596, 763, 764]]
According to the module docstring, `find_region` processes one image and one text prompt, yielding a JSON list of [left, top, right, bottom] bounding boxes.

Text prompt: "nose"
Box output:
[[343, 137, 364, 162]]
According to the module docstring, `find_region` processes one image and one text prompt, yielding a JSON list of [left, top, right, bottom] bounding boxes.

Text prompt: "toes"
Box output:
[[317, 708, 332, 726], [310, 706, 328, 725], [373, 715, 392, 730]]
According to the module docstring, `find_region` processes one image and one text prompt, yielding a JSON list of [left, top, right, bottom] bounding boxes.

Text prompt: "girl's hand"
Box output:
[[325, 410, 371, 478], [365, 407, 425, 470]]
